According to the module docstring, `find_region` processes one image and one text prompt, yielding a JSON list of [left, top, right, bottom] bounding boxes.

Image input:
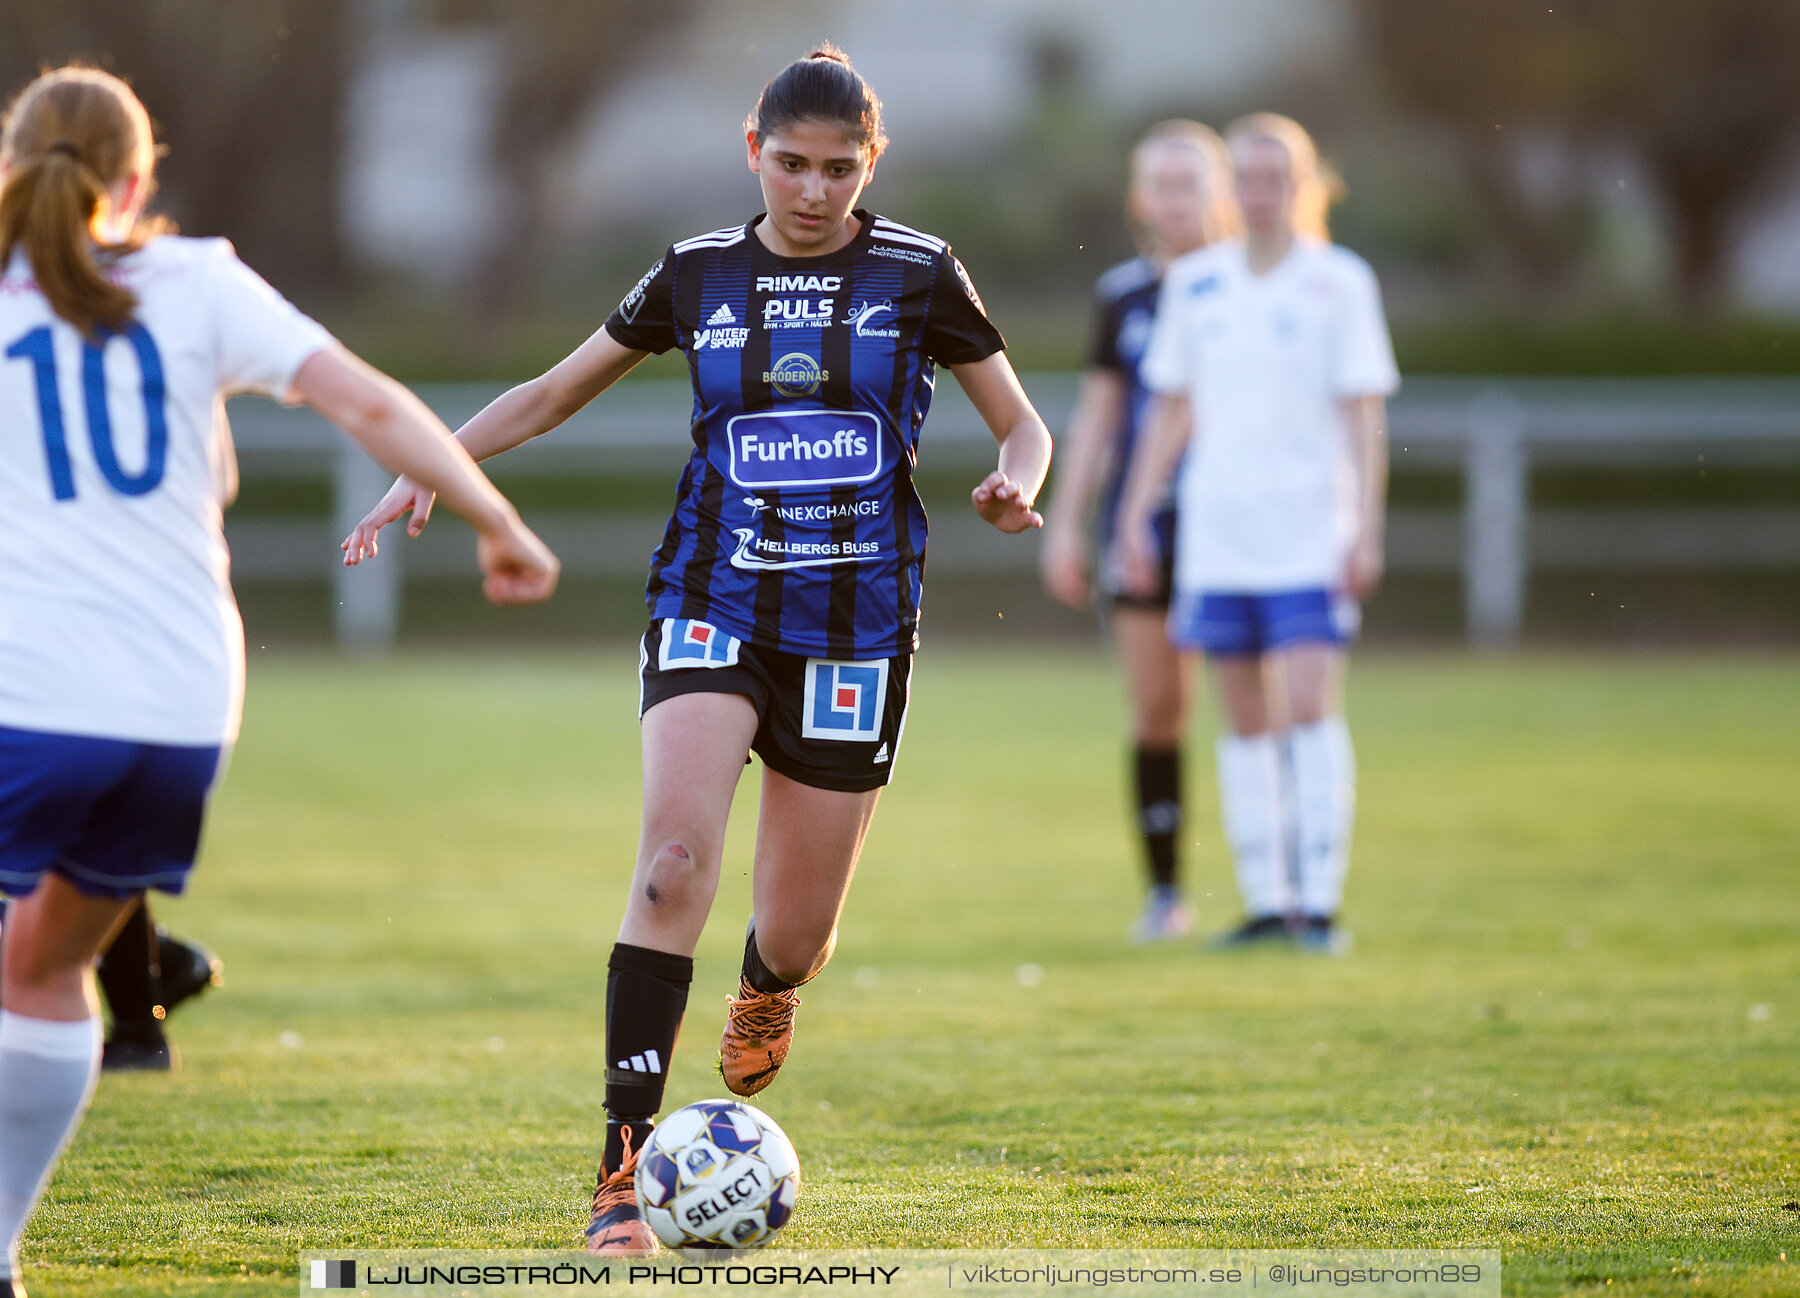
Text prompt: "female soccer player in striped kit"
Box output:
[[343, 45, 1052, 1254], [1118, 113, 1398, 954], [0, 67, 558, 1298], [1039, 120, 1237, 943]]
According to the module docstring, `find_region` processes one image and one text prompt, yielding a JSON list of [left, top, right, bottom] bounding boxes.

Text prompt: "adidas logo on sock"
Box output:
[[616, 1049, 662, 1074], [706, 303, 736, 326], [872, 742, 889, 764]]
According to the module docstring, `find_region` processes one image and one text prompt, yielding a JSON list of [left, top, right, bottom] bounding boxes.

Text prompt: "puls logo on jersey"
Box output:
[[617, 258, 663, 323], [726, 409, 882, 490], [849, 299, 899, 338], [756, 275, 842, 292], [801, 658, 890, 742], [764, 298, 835, 328], [657, 618, 742, 669]]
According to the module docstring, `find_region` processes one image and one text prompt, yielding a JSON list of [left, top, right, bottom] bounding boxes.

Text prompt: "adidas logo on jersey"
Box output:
[[616, 1049, 662, 1074], [706, 303, 737, 326], [873, 742, 890, 764]]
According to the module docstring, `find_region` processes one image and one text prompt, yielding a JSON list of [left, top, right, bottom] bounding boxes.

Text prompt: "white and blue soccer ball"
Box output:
[[635, 1099, 800, 1252]]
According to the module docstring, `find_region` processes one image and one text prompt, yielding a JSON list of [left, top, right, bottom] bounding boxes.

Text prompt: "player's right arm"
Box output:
[[341, 326, 649, 559], [1038, 367, 1129, 608], [296, 348, 560, 605], [1113, 392, 1191, 597]]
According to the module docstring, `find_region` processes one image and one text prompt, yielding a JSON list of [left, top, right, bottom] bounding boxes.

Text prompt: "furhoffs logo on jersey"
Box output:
[[763, 352, 827, 396], [657, 619, 742, 669], [727, 410, 882, 490], [801, 658, 890, 742]]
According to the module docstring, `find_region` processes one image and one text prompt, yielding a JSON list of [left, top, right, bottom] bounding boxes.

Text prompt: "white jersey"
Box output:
[[1140, 238, 1399, 593], [0, 236, 333, 745]]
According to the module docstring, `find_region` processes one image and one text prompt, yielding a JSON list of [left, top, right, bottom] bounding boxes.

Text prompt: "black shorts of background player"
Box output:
[[1038, 121, 1238, 943], [343, 43, 1054, 1258]]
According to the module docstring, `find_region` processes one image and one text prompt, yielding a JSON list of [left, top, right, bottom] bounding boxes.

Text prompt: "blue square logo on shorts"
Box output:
[[658, 619, 742, 669], [801, 659, 888, 741]]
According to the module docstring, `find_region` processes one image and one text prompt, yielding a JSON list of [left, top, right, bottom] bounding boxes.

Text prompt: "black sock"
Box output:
[[602, 1117, 655, 1181], [602, 942, 692, 1173], [1134, 745, 1183, 890], [98, 897, 165, 1037], [741, 924, 800, 995]]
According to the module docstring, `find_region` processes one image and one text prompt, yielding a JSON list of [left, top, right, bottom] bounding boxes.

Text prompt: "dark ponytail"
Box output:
[[0, 66, 166, 337], [746, 43, 887, 157]]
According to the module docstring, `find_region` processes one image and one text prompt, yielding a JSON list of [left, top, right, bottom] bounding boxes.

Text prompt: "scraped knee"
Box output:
[[643, 840, 709, 911]]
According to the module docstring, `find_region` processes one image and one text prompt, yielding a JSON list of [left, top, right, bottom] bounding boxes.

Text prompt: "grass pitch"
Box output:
[[16, 648, 1798, 1297]]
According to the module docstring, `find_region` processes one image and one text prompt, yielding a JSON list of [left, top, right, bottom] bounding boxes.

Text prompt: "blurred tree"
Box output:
[[1364, 0, 1800, 308], [0, 0, 349, 303], [426, 0, 697, 351]]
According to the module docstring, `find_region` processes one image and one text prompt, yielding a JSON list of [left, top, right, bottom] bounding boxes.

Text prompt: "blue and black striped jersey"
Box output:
[[1088, 255, 1168, 550], [605, 211, 1005, 659]]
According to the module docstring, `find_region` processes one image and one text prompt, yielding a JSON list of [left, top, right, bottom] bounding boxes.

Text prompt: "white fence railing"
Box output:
[[224, 375, 1800, 650]]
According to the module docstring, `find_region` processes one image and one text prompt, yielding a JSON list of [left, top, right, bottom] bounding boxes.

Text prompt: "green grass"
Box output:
[[17, 649, 1799, 1296]]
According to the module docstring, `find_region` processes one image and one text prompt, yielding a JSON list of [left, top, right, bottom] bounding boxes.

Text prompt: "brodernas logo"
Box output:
[[727, 410, 883, 491], [763, 352, 827, 396]]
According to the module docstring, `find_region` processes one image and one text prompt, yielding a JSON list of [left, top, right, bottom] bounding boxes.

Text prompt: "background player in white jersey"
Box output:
[[1118, 113, 1398, 954], [0, 67, 558, 1298], [1040, 121, 1237, 943]]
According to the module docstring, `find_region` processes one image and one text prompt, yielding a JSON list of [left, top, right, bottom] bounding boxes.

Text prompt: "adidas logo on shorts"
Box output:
[[706, 303, 737, 326]]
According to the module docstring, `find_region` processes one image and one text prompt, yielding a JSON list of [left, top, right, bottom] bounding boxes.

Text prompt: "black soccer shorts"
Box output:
[[637, 618, 912, 793]]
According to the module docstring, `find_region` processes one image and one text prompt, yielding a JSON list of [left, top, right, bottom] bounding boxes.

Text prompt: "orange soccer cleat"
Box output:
[[584, 1124, 658, 1256], [718, 976, 800, 1097]]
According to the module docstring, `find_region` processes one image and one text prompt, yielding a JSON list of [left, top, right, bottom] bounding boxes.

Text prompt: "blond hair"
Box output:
[[1129, 118, 1241, 252], [0, 66, 168, 336], [1224, 112, 1342, 241]]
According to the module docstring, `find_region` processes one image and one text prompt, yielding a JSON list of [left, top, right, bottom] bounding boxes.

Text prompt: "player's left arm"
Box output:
[[951, 352, 1051, 534], [1340, 393, 1389, 599]]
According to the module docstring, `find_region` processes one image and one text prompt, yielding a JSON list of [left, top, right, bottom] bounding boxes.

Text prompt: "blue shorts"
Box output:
[[1169, 587, 1360, 657], [0, 725, 225, 900]]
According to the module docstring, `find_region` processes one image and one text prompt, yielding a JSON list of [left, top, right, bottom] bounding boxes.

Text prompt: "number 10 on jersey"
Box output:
[[6, 323, 170, 501]]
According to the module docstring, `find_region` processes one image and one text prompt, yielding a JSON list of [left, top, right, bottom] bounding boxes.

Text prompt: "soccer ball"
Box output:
[[634, 1099, 800, 1252]]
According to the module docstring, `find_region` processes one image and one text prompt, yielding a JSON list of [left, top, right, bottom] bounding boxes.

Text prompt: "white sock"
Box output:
[[0, 1011, 103, 1281], [1216, 732, 1292, 918], [1288, 716, 1356, 918]]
